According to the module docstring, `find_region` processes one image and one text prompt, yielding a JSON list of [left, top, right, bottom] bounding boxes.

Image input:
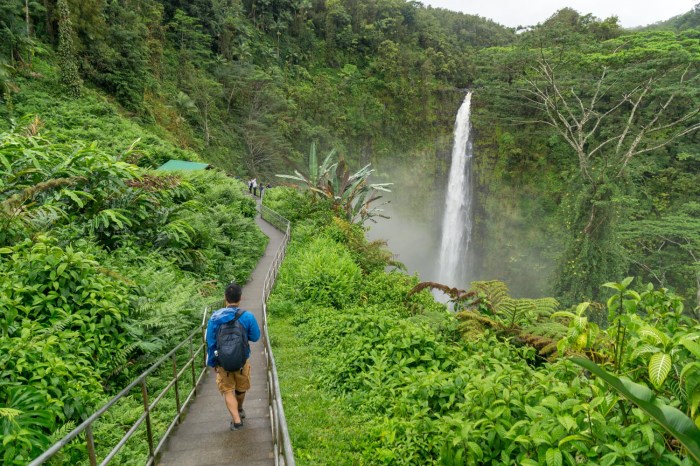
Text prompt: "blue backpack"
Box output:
[[215, 309, 249, 371]]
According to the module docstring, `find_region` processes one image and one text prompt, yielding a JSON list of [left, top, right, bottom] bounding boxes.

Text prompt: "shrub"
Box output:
[[276, 235, 361, 309]]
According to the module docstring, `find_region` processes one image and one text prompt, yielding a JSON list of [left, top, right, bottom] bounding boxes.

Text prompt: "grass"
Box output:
[[270, 317, 373, 465]]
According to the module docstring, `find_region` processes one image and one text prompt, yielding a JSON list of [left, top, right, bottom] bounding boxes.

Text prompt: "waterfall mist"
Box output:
[[436, 92, 473, 288], [367, 91, 554, 299]]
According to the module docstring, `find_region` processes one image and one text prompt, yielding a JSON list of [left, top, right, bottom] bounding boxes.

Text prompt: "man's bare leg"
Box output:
[[224, 390, 241, 424]]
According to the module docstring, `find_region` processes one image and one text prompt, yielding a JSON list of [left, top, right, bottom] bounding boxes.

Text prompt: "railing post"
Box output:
[[172, 353, 181, 421], [189, 335, 196, 391], [140, 379, 155, 461], [85, 424, 98, 466], [202, 326, 207, 368]]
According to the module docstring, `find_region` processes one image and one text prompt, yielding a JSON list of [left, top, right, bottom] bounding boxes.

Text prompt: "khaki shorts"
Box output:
[[215, 361, 251, 394]]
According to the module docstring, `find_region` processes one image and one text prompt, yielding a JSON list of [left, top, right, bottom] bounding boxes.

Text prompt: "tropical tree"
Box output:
[[524, 32, 700, 303], [622, 211, 700, 312], [56, 0, 81, 97]]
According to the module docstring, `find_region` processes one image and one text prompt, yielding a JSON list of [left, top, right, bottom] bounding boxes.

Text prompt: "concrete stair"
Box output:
[[157, 206, 284, 466]]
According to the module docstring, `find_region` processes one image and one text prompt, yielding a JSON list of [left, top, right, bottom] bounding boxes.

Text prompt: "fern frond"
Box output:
[[518, 333, 558, 356], [408, 281, 475, 301], [531, 297, 560, 317], [49, 421, 76, 443], [456, 310, 506, 331], [526, 322, 569, 339], [470, 280, 510, 308]]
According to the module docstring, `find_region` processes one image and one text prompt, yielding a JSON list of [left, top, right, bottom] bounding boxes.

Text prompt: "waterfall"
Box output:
[[436, 92, 473, 289]]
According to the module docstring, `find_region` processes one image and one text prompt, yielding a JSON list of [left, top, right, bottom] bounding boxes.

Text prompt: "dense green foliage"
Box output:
[[0, 0, 515, 176], [0, 127, 266, 463], [268, 189, 699, 465], [2, 0, 700, 463], [469, 13, 700, 304], [3, 0, 699, 306]]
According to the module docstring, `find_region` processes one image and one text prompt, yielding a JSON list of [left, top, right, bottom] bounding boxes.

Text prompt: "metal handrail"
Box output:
[[30, 201, 296, 466], [29, 313, 212, 466], [259, 202, 296, 466]]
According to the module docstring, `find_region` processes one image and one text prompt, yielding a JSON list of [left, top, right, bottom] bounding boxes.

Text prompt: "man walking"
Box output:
[[206, 282, 261, 430]]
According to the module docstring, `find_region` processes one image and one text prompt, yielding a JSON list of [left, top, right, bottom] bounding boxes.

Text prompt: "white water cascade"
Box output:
[[436, 92, 474, 289]]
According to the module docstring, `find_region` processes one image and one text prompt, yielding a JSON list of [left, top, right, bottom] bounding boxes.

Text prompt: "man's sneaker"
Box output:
[[230, 421, 243, 431], [238, 408, 246, 419]]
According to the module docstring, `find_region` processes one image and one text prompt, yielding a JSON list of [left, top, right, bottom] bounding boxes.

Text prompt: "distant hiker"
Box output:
[[259, 183, 265, 198], [248, 179, 253, 194], [266, 183, 271, 189], [252, 178, 258, 197], [206, 282, 261, 431]]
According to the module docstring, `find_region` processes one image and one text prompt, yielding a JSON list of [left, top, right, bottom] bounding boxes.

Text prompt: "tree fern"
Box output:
[[470, 280, 510, 310], [455, 310, 505, 331], [525, 321, 568, 338]]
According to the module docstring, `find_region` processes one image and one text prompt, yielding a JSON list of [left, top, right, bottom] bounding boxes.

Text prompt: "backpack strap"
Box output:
[[229, 309, 250, 351], [230, 308, 244, 324]]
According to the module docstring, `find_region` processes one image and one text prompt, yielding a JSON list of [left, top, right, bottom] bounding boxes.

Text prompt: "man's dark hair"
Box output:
[[225, 282, 242, 304]]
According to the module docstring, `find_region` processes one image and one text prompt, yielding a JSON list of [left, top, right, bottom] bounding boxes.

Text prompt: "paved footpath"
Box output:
[[158, 204, 284, 466]]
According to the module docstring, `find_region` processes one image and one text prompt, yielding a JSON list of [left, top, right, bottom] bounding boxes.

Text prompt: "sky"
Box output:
[[419, 0, 697, 28]]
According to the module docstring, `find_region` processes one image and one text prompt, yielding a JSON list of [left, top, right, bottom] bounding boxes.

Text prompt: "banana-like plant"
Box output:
[[277, 142, 392, 224], [276, 142, 338, 198]]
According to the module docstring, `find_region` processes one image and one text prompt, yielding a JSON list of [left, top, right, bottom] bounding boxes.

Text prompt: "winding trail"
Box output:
[[157, 206, 284, 466]]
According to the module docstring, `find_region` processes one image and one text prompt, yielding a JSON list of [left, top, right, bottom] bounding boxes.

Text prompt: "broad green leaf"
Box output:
[[572, 356, 700, 464], [557, 415, 577, 432], [638, 326, 670, 347], [681, 340, 700, 360], [640, 423, 655, 446], [558, 434, 591, 447], [546, 447, 562, 466], [467, 441, 483, 460], [681, 362, 700, 382], [575, 301, 590, 314], [62, 189, 84, 207], [631, 344, 661, 360], [692, 390, 700, 419], [649, 353, 672, 388], [602, 282, 624, 291]]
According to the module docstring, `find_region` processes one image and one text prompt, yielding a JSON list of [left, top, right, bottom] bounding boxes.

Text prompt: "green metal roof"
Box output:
[[156, 160, 212, 171]]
